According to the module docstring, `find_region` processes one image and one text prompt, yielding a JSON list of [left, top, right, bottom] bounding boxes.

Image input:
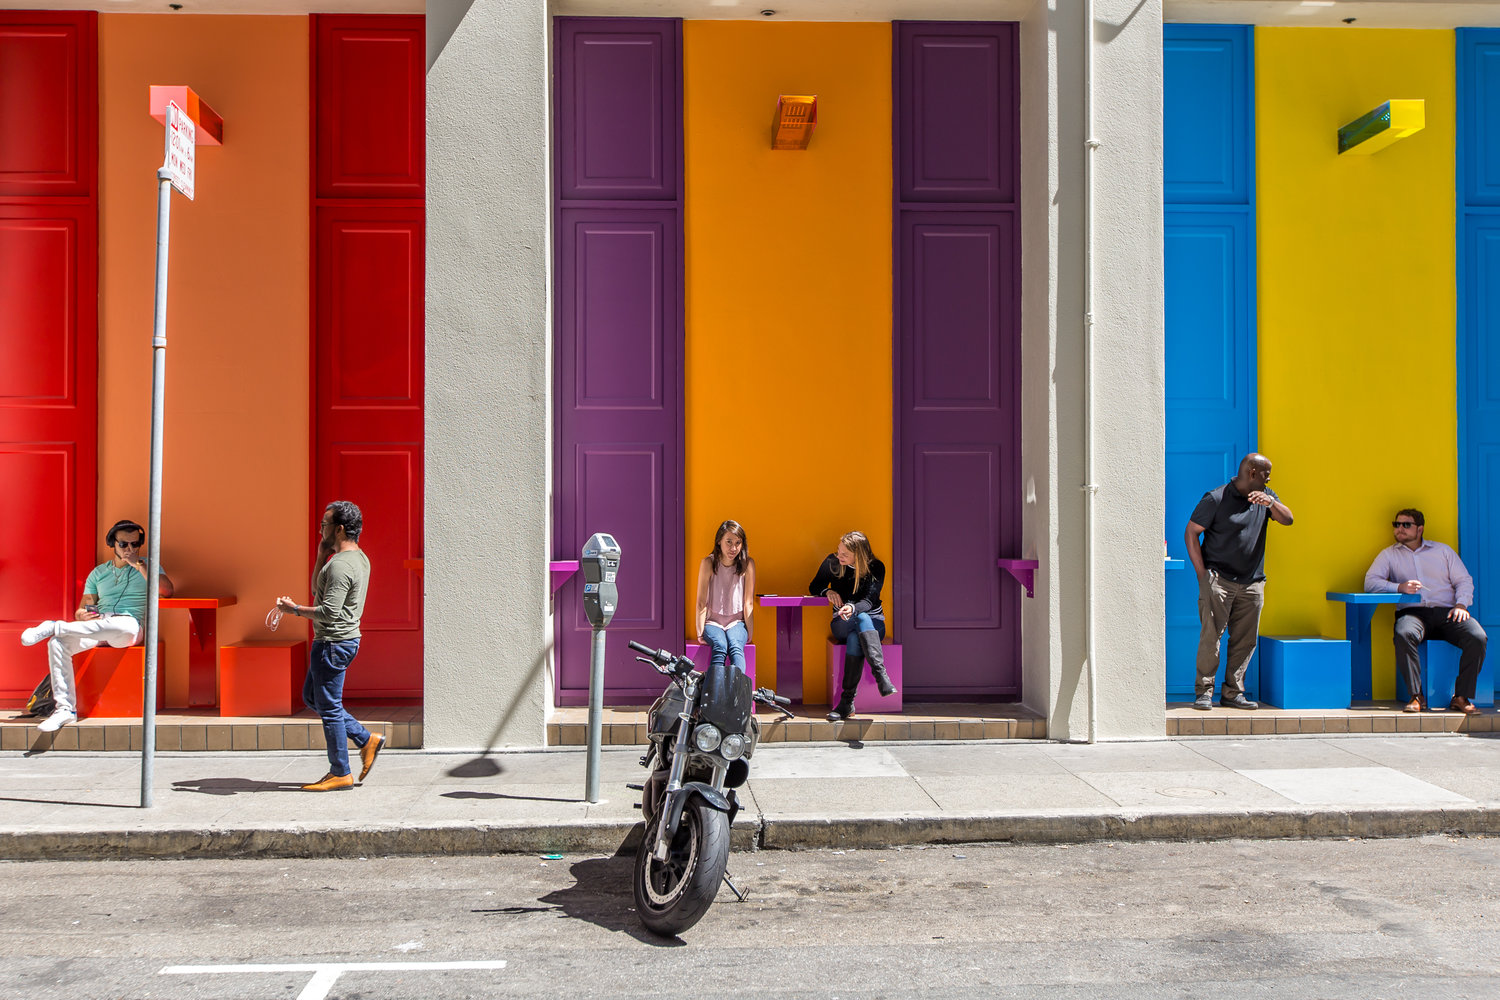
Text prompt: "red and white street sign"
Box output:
[[165, 100, 195, 200]]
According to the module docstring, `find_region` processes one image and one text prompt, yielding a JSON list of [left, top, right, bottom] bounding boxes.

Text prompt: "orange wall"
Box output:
[[683, 22, 892, 703], [99, 15, 311, 705]]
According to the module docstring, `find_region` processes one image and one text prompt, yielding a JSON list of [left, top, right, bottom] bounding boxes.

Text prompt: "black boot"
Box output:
[[826, 651, 865, 721], [861, 630, 895, 697]]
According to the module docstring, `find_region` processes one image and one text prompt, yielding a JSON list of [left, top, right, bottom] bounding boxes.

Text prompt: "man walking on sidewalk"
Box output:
[[1364, 508, 1486, 715], [1185, 453, 1294, 711], [277, 501, 383, 791], [20, 519, 175, 733]]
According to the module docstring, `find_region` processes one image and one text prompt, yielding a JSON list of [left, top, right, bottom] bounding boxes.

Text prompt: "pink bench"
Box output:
[[684, 642, 757, 689], [825, 638, 903, 712]]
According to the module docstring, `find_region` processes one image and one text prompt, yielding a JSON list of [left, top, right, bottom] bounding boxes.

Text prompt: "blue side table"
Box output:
[[1326, 592, 1420, 701]]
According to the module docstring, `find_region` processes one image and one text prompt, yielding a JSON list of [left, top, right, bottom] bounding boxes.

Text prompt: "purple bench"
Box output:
[[825, 638, 903, 712], [684, 642, 757, 690]]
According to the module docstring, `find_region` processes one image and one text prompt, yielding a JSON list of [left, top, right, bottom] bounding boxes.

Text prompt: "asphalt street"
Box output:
[[3, 836, 1497, 999]]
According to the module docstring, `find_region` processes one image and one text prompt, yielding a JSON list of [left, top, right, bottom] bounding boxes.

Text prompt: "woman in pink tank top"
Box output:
[[695, 520, 756, 675]]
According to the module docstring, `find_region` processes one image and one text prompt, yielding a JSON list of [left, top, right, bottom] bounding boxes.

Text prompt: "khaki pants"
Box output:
[[1195, 572, 1264, 699]]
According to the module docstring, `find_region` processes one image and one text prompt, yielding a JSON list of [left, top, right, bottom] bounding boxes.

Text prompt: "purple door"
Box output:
[[894, 23, 1021, 698], [554, 19, 683, 704]]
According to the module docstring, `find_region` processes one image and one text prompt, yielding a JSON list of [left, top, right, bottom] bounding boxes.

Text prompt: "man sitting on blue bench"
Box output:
[[1364, 508, 1485, 715]]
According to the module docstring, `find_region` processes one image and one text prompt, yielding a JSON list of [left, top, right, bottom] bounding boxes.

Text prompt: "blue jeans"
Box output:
[[304, 638, 371, 777], [830, 612, 883, 653], [703, 621, 748, 673]]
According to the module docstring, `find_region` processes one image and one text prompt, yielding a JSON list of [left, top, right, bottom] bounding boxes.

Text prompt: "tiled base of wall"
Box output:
[[0, 706, 422, 752], [546, 703, 1048, 746], [1166, 701, 1497, 736]]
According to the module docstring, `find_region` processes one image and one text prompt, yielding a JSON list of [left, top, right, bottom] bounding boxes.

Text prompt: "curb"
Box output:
[[760, 805, 1497, 849], [1, 805, 1493, 861]]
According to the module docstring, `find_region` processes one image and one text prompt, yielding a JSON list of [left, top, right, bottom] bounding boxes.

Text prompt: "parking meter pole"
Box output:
[[579, 532, 621, 805], [586, 627, 607, 803]]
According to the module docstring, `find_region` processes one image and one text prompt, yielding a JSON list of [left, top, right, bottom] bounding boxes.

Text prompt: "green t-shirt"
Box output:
[[312, 549, 370, 641], [83, 560, 165, 621]]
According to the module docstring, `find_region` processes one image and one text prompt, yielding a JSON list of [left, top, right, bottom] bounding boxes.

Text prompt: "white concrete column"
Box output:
[[1021, 0, 1166, 741], [425, 0, 552, 749]]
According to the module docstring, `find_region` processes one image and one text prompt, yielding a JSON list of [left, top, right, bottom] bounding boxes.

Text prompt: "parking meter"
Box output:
[[580, 532, 620, 803], [581, 533, 621, 628]]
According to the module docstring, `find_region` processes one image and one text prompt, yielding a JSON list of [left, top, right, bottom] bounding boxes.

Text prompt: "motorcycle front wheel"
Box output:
[[633, 798, 730, 936]]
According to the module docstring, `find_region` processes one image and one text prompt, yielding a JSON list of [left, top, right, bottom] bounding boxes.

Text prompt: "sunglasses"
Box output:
[[1392, 522, 1419, 529], [114, 539, 144, 548]]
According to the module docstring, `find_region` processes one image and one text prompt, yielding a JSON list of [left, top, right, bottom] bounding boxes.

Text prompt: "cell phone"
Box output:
[[84, 604, 100, 614]]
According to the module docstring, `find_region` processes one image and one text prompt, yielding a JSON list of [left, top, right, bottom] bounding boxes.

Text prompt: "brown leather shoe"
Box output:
[[301, 772, 354, 792], [1403, 697, 1425, 713], [1449, 697, 1482, 716], [358, 733, 386, 782]]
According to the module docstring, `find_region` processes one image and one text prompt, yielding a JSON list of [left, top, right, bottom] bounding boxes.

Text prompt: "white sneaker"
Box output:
[[37, 710, 76, 733], [20, 622, 55, 646]]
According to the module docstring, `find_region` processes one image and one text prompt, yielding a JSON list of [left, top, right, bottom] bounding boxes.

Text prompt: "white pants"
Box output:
[[39, 615, 142, 714]]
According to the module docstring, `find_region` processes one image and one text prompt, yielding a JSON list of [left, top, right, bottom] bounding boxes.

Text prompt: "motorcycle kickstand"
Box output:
[[722, 870, 748, 903]]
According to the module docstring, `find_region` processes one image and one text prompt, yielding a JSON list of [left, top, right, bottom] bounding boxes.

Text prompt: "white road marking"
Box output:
[[160, 960, 507, 1000]]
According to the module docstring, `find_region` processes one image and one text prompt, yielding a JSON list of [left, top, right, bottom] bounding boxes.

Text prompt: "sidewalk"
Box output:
[[2, 733, 1498, 860]]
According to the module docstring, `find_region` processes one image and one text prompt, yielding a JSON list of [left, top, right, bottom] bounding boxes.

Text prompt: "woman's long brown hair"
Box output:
[[711, 520, 750, 576]]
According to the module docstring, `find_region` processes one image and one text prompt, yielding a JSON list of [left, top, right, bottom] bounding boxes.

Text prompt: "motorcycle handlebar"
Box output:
[[627, 639, 692, 676]]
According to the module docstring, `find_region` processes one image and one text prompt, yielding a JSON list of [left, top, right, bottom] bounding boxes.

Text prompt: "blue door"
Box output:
[[1164, 25, 1256, 700], [1459, 30, 1500, 634]]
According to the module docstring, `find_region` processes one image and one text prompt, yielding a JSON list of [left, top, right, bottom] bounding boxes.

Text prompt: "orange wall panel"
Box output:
[[683, 22, 892, 702], [99, 15, 310, 705]]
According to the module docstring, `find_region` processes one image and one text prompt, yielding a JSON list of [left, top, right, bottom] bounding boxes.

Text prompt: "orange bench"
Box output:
[[219, 641, 308, 716], [73, 643, 166, 718]]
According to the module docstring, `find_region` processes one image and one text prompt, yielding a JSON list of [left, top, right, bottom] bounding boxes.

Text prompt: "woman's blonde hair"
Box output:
[[837, 531, 876, 587]]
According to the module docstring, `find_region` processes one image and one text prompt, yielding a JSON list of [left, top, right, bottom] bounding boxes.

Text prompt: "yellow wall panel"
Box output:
[[1256, 28, 1455, 698], [683, 21, 892, 702]]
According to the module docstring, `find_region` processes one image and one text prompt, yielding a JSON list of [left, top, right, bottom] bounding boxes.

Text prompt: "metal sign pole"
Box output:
[[140, 151, 174, 809], [585, 627, 606, 803]]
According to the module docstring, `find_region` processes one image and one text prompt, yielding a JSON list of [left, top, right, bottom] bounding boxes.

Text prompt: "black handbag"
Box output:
[[23, 675, 55, 718]]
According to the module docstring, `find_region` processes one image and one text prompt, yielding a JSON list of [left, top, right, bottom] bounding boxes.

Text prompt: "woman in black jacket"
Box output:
[[808, 531, 896, 721]]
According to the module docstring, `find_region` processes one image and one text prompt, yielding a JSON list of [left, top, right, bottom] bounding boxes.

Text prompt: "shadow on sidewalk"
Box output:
[[441, 790, 579, 804], [171, 778, 305, 795], [0, 794, 137, 809], [535, 853, 685, 947]]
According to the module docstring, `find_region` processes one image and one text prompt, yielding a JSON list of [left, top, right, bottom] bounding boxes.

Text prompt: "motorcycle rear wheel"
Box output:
[[633, 799, 730, 936]]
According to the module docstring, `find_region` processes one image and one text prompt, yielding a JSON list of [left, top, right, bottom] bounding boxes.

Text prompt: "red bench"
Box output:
[[73, 643, 166, 718], [219, 641, 308, 716]]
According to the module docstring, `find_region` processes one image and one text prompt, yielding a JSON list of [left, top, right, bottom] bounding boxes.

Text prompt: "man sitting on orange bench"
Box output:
[[20, 519, 175, 732]]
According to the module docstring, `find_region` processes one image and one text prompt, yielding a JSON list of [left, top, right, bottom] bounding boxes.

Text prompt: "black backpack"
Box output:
[[24, 676, 55, 718]]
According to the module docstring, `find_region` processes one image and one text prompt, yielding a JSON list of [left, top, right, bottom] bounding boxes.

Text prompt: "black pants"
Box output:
[[1394, 607, 1487, 702]]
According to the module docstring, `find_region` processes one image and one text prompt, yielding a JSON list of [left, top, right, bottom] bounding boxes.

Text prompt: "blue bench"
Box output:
[[1256, 636, 1352, 709], [1396, 641, 1495, 709]]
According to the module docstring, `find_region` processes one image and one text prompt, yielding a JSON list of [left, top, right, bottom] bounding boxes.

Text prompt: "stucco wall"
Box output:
[[98, 14, 311, 705], [1255, 28, 1456, 699], [682, 21, 892, 703], [1034, 0, 1167, 741], [425, 0, 552, 748]]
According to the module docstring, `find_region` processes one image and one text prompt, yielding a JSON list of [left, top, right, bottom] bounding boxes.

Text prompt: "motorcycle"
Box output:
[[625, 639, 795, 936]]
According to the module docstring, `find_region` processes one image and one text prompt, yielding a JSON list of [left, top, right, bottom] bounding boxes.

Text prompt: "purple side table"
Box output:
[[757, 595, 827, 703]]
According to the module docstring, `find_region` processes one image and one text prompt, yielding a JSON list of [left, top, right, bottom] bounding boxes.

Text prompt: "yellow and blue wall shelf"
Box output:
[[1338, 99, 1426, 154]]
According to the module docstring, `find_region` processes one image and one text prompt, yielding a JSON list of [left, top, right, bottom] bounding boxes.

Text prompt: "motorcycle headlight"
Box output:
[[720, 733, 746, 761], [692, 724, 722, 753]]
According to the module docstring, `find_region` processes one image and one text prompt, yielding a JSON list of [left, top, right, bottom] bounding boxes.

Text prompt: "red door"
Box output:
[[312, 16, 424, 698], [0, 12, 98, 702]]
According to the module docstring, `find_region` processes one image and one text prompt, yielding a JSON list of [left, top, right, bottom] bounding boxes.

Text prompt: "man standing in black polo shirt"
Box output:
[[1185, 453, 1295, 710]]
